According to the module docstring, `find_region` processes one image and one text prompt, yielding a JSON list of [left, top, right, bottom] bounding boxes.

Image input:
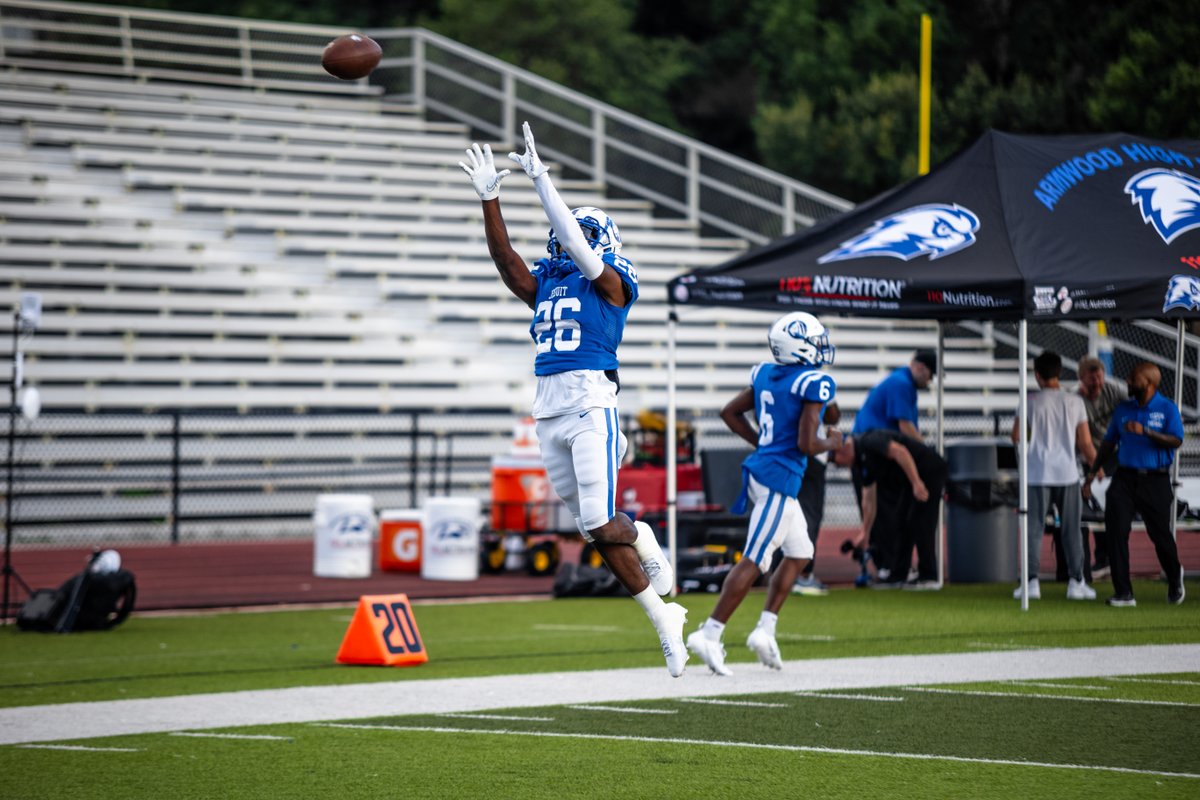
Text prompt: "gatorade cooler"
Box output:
[[490, 455, 552, 531], [379, 509, 423, 572], [421, 496, 481, 581], [313, 494, 375, 578]]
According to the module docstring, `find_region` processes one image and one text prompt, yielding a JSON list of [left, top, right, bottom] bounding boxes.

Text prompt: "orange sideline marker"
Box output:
[[335, 593, 428, 666]]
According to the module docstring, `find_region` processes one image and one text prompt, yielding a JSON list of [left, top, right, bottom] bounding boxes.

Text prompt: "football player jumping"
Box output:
[[687, 312, 842, 675], [460, 122, 688, 677]]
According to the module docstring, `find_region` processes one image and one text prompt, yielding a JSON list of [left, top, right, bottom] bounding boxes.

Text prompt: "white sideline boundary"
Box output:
[[1, 644, 1198, 745]]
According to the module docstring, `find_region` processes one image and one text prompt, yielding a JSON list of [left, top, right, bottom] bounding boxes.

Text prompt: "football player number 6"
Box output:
[[758, 390, 775, 446], [534, 298, 582, 353]]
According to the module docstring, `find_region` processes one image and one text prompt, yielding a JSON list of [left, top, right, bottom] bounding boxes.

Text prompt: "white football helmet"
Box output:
[[768, 312, 835, 366], [547, 206, 622, 258]]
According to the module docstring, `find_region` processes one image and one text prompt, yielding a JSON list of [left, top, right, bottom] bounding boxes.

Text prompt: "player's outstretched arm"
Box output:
[[510, 122, 627, 306], [459, 142, 535, 307]]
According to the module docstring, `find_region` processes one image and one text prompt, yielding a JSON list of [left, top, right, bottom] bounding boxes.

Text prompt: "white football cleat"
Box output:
[[746, 626, 783, 670], [1013, 578, 1041, 600], [634, 520, 674, 596], [1066, 578, 1096, 600], [686, 628, 732, 676], [654, 602, 689, 678]]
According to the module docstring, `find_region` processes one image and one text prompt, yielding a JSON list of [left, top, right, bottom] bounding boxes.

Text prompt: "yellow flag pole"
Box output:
[[918, 13, 932, 176]]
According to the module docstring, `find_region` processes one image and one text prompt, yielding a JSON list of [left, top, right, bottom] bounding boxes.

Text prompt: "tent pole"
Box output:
[[666, 309, 679, 596], [936, 322, 945, 586], [1174, 319, 1184, 541], [1019, 320, 1029, 612]]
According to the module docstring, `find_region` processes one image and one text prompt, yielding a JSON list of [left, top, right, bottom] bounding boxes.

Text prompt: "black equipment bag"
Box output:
[[15, 589, 64, 632], [16, 565, 136, 633]]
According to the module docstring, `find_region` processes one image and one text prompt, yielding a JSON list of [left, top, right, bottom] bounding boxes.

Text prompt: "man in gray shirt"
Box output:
[[1013, 351, 1097, 600], [1075, 356, 1127, 579]]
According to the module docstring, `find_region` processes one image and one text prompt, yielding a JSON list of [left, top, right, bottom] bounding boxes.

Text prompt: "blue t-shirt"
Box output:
[[529, 252, 639, 376], [1105, 391, 1184, 470], [852, 366, 918, 434], [742, 362, 837, 497]]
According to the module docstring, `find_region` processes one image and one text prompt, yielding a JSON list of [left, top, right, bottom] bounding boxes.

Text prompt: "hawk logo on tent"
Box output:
[[1163, 275, 1200, 313], [817, 204, 980, 264], [1125, 168, 1200, 245]]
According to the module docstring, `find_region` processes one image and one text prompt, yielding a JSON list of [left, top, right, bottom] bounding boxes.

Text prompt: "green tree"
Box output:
[[425, 0, 691, 130]]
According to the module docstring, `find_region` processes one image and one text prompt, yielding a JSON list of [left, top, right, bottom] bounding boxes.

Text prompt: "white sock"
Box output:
[[633, 586, 665, 620], [701, 618, 725, 640], [758, 611, 778, 637], [632, 521, 663, 561]]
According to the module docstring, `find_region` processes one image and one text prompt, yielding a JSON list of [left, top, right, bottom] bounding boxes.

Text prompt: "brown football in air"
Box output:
[[321, 34, 382, 80]]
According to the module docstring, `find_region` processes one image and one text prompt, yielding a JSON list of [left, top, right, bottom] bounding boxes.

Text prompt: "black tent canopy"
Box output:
[[669, 130, 1200, 321], [662, 130, 1200, 600]]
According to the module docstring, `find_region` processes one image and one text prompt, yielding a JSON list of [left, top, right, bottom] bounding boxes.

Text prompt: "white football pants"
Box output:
[[536, 407, 628, 540], [744, 474, 814, 570]]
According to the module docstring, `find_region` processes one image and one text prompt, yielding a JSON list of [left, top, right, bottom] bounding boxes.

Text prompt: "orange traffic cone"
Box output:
[[335, 593, 428, 667]]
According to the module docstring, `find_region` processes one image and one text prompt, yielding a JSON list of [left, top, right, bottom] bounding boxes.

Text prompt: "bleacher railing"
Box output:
[[0, 0, 852, 244]]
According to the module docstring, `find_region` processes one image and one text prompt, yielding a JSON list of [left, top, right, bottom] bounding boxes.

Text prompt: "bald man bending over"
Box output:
[[1083, 363, 1186, 606]]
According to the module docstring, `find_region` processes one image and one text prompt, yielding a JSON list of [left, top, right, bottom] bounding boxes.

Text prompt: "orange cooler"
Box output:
[[379, 510, 422, 572], [490, 455, 553, 531]]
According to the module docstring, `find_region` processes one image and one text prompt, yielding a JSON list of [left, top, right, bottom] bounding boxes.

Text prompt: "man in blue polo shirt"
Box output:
[[851, 349, 936, 580], [853, 349, 936, 441], [1083, 362, 1185, 607]]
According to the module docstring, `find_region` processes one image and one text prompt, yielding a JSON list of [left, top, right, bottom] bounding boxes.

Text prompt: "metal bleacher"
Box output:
[[0, 3, 1018, 541]]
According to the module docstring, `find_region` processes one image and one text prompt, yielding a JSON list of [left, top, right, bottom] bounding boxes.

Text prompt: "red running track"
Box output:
[[4, 526, 1196, 613]]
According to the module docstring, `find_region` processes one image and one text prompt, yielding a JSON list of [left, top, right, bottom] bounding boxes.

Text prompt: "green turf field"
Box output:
[[1, 581, 1194, 708], [3, 674, 1198, 799], [1, 581, 1197, 798]]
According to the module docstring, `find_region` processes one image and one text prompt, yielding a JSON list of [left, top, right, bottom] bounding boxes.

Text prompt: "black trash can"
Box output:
[[944, 438, 1019, 582]]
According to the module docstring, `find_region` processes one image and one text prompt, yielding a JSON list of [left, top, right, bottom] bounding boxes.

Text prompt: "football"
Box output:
[[321, 34, 382, 80]]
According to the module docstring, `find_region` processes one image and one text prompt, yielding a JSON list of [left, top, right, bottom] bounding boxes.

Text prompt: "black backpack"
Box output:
[[16, 562, 136, 633]]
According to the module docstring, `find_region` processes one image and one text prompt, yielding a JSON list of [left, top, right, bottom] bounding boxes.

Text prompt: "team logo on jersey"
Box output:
[[1163, 274, 1200, 312], [1124, 168, 1200, 245], [817, 204, 980, 264]]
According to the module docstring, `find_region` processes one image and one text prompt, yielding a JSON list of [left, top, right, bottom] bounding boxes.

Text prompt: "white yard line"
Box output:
[[314, 723, 1200, 781], [1, 644, 1198, 746], [797, 692, 906, 702], [1005, 681, 1111, 690], [17, 744, 141, 753], [168, 732, 293, 741], [566, 705, 678, 715], [902, 686, 1200, 707], [1105, 676, 1200, 687], [678, 698, 788, 708], [438, 713, 554, 722]]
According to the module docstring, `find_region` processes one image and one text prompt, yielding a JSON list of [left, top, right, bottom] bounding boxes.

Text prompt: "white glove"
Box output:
[[458, 142, 510, 201], [509, 121, 549, 180]]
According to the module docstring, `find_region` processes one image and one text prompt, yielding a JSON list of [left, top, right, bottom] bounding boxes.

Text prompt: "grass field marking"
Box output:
[[795, 692, 906, 702], [678, 698, 789, 708], [565, 705, 678, 715], [967, 642, 1050, 650], [532, 624, 623, 633], [168, 732, 294, 741], [16, 744, 141, 753], [311, 723, 1200, 781], [438, 713, 555, 722], [776, 633, 836, 642], [1005, 681, 1112, 690], [1105, 676, 1200, 687], [902, 686, 1200, 707]]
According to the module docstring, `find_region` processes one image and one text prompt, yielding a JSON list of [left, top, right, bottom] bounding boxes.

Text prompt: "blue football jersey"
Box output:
[[742, 362, 837, 496], [529, 252, 639, 376]]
